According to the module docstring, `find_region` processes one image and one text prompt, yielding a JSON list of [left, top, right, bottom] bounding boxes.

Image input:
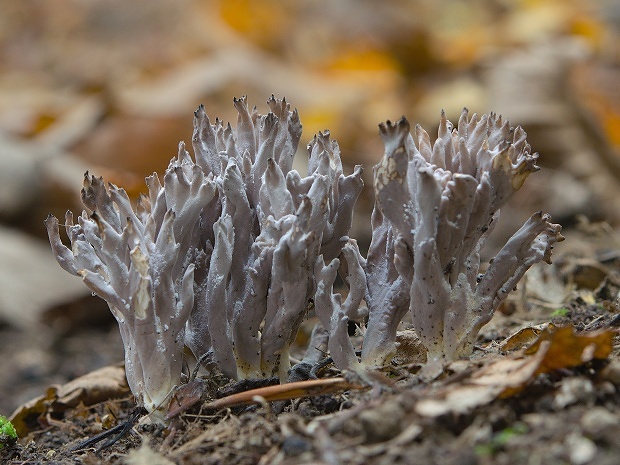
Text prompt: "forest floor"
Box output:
[[1, 225, 620, 465]]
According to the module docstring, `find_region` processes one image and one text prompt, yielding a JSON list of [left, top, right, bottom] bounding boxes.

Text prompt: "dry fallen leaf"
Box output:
[[51, 364, 129, 408], [416, 326, 614, 417], [9, 364, 129, 437], [500, 323, 555, 353], [524, 325, 614, 371]]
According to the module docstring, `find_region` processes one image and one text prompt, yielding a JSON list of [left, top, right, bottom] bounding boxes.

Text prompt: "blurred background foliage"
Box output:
[[0, 0, 619, 317]]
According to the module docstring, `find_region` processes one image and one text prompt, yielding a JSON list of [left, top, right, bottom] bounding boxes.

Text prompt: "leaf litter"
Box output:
[[5, 217, 620, 465]]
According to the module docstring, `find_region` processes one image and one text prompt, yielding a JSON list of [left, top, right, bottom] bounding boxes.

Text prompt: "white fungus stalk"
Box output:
[[46, 149, 214, 421], [368, 111, 564, 363]]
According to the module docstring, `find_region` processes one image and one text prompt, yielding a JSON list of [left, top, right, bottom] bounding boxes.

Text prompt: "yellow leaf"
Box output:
[[525, 326, 614, 372]]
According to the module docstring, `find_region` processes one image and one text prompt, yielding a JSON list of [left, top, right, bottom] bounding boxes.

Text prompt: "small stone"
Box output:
[[553, 378, 595, 409], [565, 432, 597, 465], [281, 435, 312, 456], [359, 398, 406, 443], [580, 407, 620, 440], [600, 360, 620, 385]]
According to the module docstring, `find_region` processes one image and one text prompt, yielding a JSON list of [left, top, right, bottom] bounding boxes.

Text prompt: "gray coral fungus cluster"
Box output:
[[46, 96, 563, 420]]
